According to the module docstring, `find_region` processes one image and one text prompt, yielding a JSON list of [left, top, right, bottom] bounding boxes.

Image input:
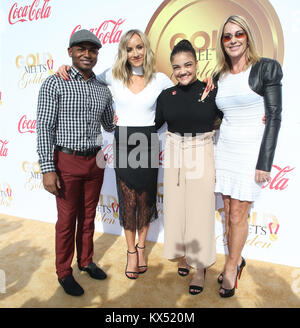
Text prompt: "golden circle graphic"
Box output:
[[145, 0, 284, 81]]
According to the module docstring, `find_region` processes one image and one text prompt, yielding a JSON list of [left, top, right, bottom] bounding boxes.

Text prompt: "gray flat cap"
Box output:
[[69, 29, 102, 49]]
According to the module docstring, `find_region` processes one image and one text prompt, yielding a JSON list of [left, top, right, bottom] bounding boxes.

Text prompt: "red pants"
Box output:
[[54, 150, 104, 279]]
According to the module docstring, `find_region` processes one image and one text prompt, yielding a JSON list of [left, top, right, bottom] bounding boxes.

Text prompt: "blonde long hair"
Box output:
[[112, 29, 156, 86], [213, 15, 261, 78]]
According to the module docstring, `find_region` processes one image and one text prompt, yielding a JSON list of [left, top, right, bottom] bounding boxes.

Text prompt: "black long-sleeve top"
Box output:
[[155, 79, 222, 136]]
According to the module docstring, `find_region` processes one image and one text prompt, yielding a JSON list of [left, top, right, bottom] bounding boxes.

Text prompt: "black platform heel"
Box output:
[[218, 257, 246, 284], [219, 264, 243, 298]]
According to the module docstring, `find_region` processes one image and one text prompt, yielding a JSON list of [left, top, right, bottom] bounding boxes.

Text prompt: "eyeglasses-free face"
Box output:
[[126, 33, 145, 68], [171, 51, 198, 86], [222, 30, 246, 43], [68, 42, 99, 76]]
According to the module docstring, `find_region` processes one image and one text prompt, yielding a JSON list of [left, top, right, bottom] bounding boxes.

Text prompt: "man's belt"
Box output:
[[55, 145, 101, 157]]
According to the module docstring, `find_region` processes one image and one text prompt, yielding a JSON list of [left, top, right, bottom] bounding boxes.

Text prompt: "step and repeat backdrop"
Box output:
[[0, 0, 299, 267]]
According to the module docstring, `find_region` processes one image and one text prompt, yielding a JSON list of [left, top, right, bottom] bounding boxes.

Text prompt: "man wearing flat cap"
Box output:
[[37, 29, 115, 296]]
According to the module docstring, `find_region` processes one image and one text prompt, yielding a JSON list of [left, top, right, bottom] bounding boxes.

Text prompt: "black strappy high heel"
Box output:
[[125, 249, 139, 279], [136, 243, 147, 274]]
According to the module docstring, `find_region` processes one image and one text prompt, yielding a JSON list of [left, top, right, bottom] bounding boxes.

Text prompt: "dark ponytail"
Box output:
[[170, 39, 197, 61]]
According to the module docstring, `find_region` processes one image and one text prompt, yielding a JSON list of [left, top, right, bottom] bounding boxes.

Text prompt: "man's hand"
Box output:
[[43, 172, 61, 196]]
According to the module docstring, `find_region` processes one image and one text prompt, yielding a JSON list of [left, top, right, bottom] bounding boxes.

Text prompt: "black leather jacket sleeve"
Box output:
[[249, 58, 283, 172]]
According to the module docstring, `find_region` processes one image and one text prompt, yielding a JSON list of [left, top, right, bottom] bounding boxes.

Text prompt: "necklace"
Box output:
[[131, 65, 144, 76]]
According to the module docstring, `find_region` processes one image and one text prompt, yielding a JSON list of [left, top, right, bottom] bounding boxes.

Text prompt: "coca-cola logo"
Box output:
[[71, 19, 125, 45], [18, 115, 36, 134], [0, 140, 8, 157], [262, 165, 295, 191], [8, 0, 51, 25]]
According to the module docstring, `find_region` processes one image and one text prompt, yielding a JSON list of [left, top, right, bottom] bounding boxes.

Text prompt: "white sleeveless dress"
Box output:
[[215, 67, 265, 201]]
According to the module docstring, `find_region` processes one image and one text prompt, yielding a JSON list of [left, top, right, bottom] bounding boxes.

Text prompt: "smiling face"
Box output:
[[68, 42, 98, 78], [171, 51, 198, 86], [222, 22, 248, 62], [126, 33, 145, 68]]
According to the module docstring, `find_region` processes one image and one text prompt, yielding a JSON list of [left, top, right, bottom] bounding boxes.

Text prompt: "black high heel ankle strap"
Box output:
[[136, 243, 145, 249], [127, 249, 137, 254]]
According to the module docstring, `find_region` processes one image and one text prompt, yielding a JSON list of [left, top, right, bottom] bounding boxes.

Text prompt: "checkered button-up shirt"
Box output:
[[37, 66, 115, 174]]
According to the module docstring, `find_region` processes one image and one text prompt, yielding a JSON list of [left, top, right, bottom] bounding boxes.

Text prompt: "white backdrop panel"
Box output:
[[0, 0, 299, 267]]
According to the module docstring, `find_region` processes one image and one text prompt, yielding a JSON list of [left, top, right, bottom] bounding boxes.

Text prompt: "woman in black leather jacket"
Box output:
[[213, 15, 283, 298]]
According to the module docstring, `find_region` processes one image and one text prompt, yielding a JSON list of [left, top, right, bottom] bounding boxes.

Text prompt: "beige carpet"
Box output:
[[0, 213, 299, 308]]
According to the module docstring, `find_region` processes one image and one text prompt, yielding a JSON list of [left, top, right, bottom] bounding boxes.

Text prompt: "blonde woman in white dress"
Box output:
[[213, 15, 283, 298]]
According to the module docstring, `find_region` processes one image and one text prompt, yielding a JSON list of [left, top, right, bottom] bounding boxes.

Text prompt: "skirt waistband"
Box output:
[[166, 130, 215, 148], [165, 131, 215, 186]]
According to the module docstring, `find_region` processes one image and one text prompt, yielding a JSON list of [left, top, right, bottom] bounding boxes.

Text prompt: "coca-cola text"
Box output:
[[262, 165, 295, 191], [0, 140, 9, 157], [71, 19, 125, 45], [9, 0, 51, 25], [18, 115, 36, 134]]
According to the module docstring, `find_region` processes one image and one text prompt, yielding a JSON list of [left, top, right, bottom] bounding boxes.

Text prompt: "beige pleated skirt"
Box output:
[[163, 131, 216, 269]]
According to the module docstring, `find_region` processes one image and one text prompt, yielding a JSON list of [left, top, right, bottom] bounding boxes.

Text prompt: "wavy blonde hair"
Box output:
[[213, 15, 261, 78], [112, 29, 156, 86]]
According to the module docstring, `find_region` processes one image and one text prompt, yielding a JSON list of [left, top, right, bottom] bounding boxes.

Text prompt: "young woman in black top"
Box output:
[[155, 40, 222, 295]]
